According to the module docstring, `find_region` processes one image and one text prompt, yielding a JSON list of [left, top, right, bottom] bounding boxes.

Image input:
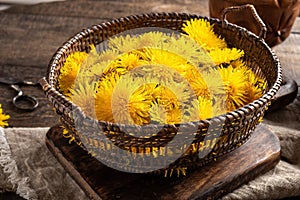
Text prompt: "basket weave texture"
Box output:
[[40, 12, 282, 174]]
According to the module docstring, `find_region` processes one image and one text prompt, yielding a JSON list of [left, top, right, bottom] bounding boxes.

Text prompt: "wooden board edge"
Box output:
[[196, 151, 281, 199], [191, 124, 281, 199]]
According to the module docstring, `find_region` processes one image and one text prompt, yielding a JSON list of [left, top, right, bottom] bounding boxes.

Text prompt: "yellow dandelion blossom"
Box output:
[[212, 97, 227, 117], [185, 95, 224, 121], [187, 68, 225, 99], [152, 83, 189, 124], [110, 76, 139, 125], [146, 69, 199, 124], [113, 52, 148, 75], [230, 62, 267, 103], [138, 49, 194, 83], [96, 72, 155, 125], [108, 34, 140, 53], [171, 63, 196, 80], [184, 99, 201, 122], [246, 70, 267, 102], [182, 18, 227, 51], [204, 69, 227, 96], [79, 45, 99, 69], [166, 108, 182, 124], [99, 49, 120, 62], [58, 51, 88, 94], [149, 103, 167, 124], [69, 81, 98, 118], [186, 71, 210, 98], [62, 45, 99, 93], [119, 53, 145, 69], [0, 104, 10, 127], [167, 80, 195, 104], [128, 83, 156, 125], [84, 63, 107, 81], [198, 97, 213, 120], [230, 59, 246, 69], [141, 48, 187, 68], [165, 34, 213, 66], [149, 89, 182, 124], [135, 64, 194, 88], [95, 71, 121, 122], [153, 85, 180, 112], [209, 48, 244, 65], [83, 49, 120, 78], [137, 32, 170, 49], [218, 65, 248, 111]]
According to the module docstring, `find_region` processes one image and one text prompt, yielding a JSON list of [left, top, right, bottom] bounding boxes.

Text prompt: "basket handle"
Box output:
[[221, 4, 267, 40]]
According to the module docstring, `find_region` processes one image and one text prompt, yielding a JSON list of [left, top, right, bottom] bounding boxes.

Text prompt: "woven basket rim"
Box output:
[[44, 12, 282, 129]]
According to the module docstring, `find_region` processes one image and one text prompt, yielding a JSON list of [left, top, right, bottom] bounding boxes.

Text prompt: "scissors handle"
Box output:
[[13, 92, 39, 111]]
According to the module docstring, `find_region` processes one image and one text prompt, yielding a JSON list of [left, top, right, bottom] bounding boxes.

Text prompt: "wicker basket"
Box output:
[[40, 10, 282, 175]]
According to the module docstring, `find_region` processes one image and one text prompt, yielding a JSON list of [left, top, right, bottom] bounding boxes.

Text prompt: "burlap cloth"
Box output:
[[0, 98, 299, 199]]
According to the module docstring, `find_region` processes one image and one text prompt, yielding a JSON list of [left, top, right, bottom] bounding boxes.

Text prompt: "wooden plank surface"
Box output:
[[3, 0, 210, 18], [273, 33, 300, 84], [45, 124, 280, 200]]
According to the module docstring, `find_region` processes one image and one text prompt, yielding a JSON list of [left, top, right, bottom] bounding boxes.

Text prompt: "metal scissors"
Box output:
[[0, 77, 39, 111]]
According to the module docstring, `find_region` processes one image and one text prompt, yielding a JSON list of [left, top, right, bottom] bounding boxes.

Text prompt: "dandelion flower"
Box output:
[[153, 85, 180, 111], [209, 48, 244, 65], [133, 65, 181, 83], [198, 97, 213, 120], [69, 81, 98, 118], [96, 72, 155, 125], [58, 51, 88, 94], [218, 65, 248, 111], [98, 49, 120, 62], [164, 34, 213, 66], [139, 49, 194, 82], [154, 87, 180, 123], [230, 59, 246, 69], [137, 32, 170, 49], [113, 52, 148, 75], [128, 84, 155, 125], [80, 45, 100, 69], [245, 70, 267, 102], [166, 108, 182, 124], [95, 71, 121, 122], [184, 99, 201, 122], [187, 68, 225, 100], [230, 62, 267, 103], [182, 18, 227, 51], [0, 104, 9, 127], [83, 49, 120, 78], [152, 83, 189, 124], [108, 34, 140, 53], [141, 48, 187, 68], [149, 102, 167, 124]]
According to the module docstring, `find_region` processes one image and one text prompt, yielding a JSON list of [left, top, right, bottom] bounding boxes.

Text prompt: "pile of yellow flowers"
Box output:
[[58, 18, 266, 125], [0, 104, 9, 127]]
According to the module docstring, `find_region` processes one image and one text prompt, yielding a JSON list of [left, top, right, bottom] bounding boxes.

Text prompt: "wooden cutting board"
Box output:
[[45, 124, 280, 200]]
